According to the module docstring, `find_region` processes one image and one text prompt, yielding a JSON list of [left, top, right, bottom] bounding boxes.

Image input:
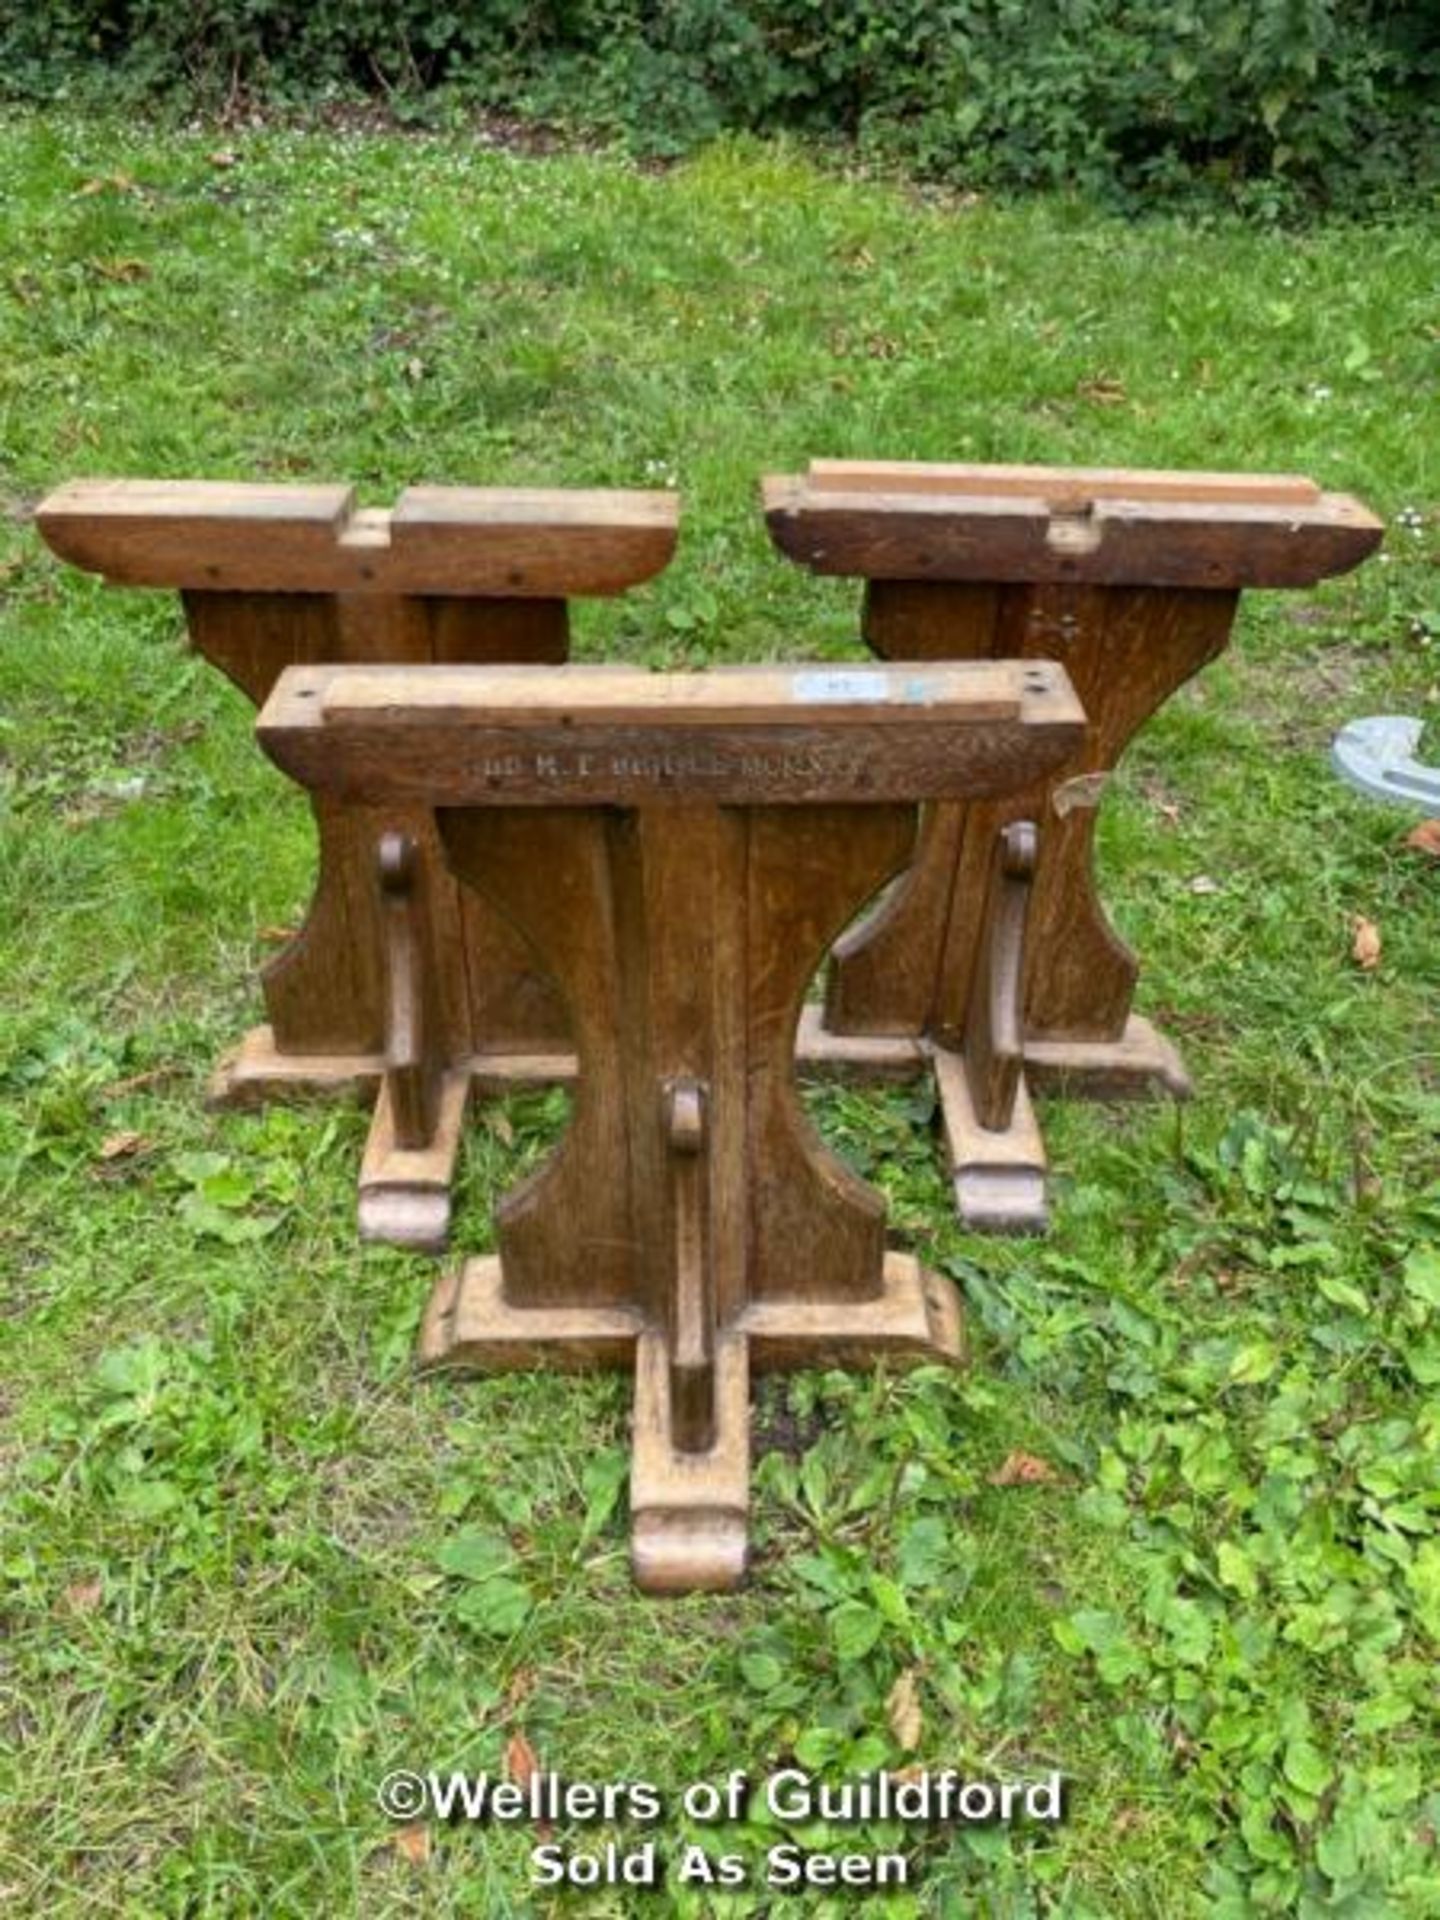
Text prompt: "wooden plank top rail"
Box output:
[[805, 460, 1324, 504], [763, 461, 1383, 588], [36, 479, 680, 596], [321, 660, 1025, 722], [259, 660, 1085, 808]]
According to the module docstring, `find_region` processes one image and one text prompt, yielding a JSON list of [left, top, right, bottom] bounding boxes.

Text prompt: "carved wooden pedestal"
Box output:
[[37, 479, 677, 1248], [767, 462, 1383, 1230], [259, 658, 1084, 1591]]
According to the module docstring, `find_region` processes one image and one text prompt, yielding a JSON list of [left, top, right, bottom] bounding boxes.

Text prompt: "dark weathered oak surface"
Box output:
[[770, 458, 1384, 1229], [763, 469, 1382, 589], [261, 660, 1083, 808]]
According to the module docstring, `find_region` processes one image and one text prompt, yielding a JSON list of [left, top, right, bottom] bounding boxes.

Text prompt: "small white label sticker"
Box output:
[[790, 669, 893, 703]]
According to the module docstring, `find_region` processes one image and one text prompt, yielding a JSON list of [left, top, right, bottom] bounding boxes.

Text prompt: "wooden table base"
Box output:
[[258, 658, 1083, 1590], [38, 477, 678, 1255], [765, 460, 1382, 1233]]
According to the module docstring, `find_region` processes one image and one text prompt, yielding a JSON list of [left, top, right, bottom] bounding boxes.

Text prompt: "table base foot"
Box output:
[[935, 1049, 1048, 1236], [357, 1070, 470, 1253]]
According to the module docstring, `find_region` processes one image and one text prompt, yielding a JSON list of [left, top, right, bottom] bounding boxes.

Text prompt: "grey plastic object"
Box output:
[[1331, 715, 1440, 812]]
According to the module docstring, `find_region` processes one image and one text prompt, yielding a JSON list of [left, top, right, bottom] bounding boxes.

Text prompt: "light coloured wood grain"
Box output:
[[320, 659, 1025, 725], [630, 1329, 750, 1593], [807, 459, 1322, 504], [36, 478, 680, 595], [740, 1252, 964, 1370], [417, 1257, 644, 1372], [1023, 1014, 1192, 1098]]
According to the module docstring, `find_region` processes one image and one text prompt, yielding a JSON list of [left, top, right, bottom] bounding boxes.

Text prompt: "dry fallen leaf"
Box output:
[[77, 171, 137, 197], [102, 1066, 179, 1097], [1078, 373, 1127, 406], [1352, 914, 1382, 970], [390, 1824, 430, 1866], [88, 257, 150, 283], [1404, 820, 1440, 860], [502, 1667, 535, 1714], [886, 1668, 923, 1752], [99, 1130, 147, 1161], [504, 1729, 539, 1789], [63, 1577, 103, 1613], [1188, 874, 1221, 896], [208, 149, 239, 169], [259, 924, 297, 944], [989, 1449, 1061, 1487]]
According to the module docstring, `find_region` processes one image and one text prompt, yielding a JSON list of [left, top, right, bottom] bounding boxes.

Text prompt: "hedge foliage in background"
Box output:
[[5, 1, 1439, 211]]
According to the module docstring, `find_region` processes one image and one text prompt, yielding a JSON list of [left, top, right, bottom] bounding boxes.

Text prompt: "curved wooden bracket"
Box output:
[[666, 1079, 714, 1455], [355, 829, 469, 1253], [965, 819, 1037, 1133], [938, 818, 1049, 1235], [377, 831, 440, 1150]]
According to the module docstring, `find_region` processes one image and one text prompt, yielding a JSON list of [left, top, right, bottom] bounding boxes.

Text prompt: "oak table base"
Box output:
[[38, 477, 679, 1254], [765, 461, 1384, 1233], [258, 658, 1084, 1590]]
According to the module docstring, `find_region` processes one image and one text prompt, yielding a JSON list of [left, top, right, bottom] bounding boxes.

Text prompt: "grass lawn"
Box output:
[[1, 112, 1438, 1916]]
